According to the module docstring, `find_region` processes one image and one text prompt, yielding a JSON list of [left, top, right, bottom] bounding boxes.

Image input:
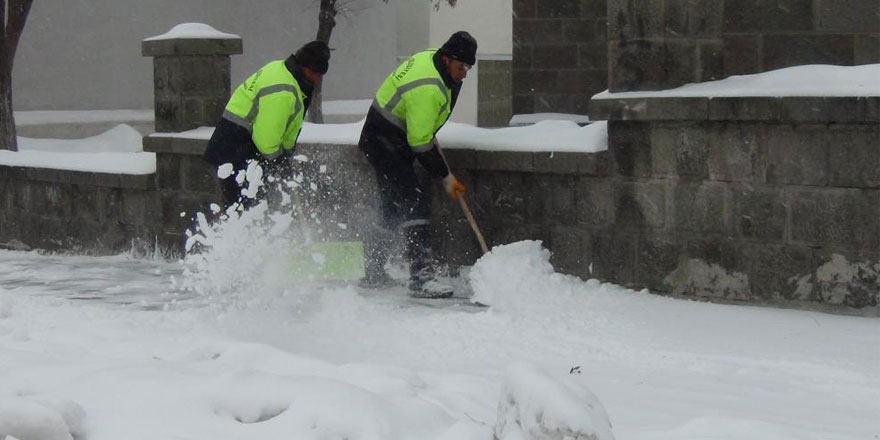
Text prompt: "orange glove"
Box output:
[[443, 174, 466, 201]]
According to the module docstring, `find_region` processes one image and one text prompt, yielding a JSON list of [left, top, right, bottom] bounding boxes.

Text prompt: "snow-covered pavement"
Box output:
[[0, 241, 878, 439]]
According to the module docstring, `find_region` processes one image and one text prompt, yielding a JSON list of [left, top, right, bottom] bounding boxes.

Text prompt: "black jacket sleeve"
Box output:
[[416, 142, 450, 179]]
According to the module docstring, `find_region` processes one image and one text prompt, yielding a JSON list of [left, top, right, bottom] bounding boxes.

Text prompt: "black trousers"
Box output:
[[359, 129, 435, 281], [205, 118, 292, 211]]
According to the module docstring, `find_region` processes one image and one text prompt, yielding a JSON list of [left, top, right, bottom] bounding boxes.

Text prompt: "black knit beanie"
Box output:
[[295, 41, 331, 74], [439, 31, 477, 65]]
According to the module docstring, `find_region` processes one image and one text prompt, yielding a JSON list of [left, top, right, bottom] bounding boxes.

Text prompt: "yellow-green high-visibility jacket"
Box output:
[[372, 49, 452, 152], [223, 60, 306, 159]]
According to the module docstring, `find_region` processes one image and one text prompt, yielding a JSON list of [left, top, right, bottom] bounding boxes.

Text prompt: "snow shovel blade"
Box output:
[[288, 240, 365, 281]]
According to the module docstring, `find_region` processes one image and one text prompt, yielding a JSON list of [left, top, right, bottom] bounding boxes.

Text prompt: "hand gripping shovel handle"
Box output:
[[458, 195, 489, 255]]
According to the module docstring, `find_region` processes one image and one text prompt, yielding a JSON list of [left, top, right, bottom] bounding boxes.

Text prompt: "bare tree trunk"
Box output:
[[0, 65, 15, 152], [1, 0, 35, 151], [307, 0, 338, 124]]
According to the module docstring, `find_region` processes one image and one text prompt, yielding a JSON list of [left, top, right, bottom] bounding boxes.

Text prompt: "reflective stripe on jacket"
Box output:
[[223, 60, 306, 159], [372, 49, 452, 153]]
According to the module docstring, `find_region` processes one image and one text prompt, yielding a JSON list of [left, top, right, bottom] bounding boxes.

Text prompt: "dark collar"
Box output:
[[284, 54, 315, 100], [432, 50, 460, 90]]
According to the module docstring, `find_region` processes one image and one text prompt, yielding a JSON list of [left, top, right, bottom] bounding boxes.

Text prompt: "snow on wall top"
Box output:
[[594, 64, 880, 99], [143, 23, 240, 41]]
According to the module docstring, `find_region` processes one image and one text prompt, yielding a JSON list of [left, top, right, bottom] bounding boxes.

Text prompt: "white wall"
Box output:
[[13, 0, 397, 111], [428, 0, 512, 124], [12, 0, 511, 123]]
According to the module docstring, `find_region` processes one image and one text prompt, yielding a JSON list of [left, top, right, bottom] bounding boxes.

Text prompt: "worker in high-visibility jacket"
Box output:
[[204, 40, 331, 210], [358, 31, 476, 298]]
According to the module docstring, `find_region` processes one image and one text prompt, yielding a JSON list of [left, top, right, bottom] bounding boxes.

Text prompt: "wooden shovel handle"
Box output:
[[458, 195, 489, 255]]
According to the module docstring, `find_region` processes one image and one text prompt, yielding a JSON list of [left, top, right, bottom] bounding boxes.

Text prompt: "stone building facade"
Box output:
[[512, 0, 609, 115]]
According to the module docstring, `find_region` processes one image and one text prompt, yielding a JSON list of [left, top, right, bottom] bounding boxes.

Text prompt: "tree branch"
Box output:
[[6, 0, 33, 62]]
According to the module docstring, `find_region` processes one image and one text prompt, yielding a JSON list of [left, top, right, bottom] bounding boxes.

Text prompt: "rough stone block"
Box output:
[[533, 152, 601, 175], [122, 191, 160, 227], [43, 184, 73, 218], [725, 0, 812, 32], [855, 35, 880, 64], [575, 178, 616, 227], [156, 155, 183, 190], [645, 98, 709, 121], [789, 188, 880, 250], [444, 149, 477, 170], [763, 34, 855, 71], [514, 20, 564, 44], [512, 43, 533, 69], [665, 0, 723, 37], [484, 173, 528, 222], [609, 39, 697, 92], [608, 121, 652, 177], [722, 34, 760, 75], [742, 244, 814, 301], [708, 123, 766, 182], [698, 41, 724, 81], [671, 182, 732, 234], [537, 0, 581, 18], [578, 42, 608, 70], [762, 0, 813, 31], [764, 125, 828, 186], [180, 56, 230, 93], [529, 174, 576, 223], [828, 125, 880, 188], [590, 231, 637, 286], [686, 236, 740, 271], [581, 0, 607, 17], [811, 251, 880, 308], [651, 123, 710, 180], [607, 0, 664, 40], [532, 45, 579, 69], [182, 155, 221, 194], [475, 151, 534, 172], [549, 225, 592, 279], [142, 38, 243, 57], [708, 97, 781, 121], [614, 181, 666, 230], [563, 19, 596, 43], [778, 97, 879, 123], [816, 0, 880, 33], [636, 234, 683, 292], [733, 186, 786, 242]]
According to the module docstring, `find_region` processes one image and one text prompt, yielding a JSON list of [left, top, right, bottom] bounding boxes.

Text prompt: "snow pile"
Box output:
[[18, 124, 143, 153], [297, 119, 608, 153], [469, 241, 585, 311], [0, 124, 155, 174], [0, 397, 86, 440], [495, 362, 614, 440]]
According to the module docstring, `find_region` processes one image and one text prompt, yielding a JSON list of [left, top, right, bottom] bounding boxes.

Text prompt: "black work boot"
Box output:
[[405, 224, 453, 298], [408, 268, 454, 299], [360, 224, 396, 289]]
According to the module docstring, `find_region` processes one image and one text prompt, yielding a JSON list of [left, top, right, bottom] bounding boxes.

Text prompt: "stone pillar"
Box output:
[[141, 24, 242, 132]]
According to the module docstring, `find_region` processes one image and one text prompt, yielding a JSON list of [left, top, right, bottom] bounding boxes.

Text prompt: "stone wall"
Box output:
[[0, 166, 158, 254], [588, 94, 880, 311], [512, 0, 608, 115], [607, 0, 880, 92]]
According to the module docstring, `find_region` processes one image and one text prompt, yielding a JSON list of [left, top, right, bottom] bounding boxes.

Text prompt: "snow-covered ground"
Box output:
[[0, 239, 877, 439]]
